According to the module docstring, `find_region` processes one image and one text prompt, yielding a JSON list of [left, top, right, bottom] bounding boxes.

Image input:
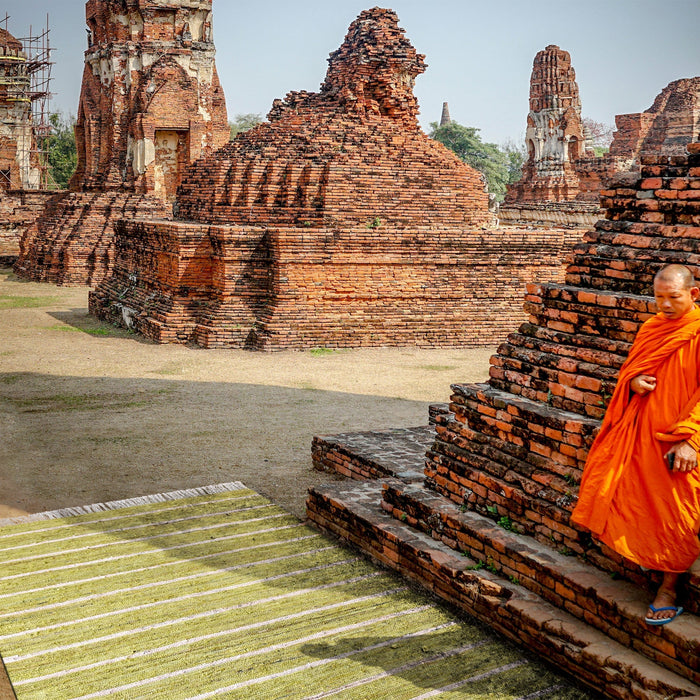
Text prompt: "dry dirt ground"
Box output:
[[0, 266, 496, 522]]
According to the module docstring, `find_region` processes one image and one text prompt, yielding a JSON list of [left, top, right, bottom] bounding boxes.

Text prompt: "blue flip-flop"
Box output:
[[645, 604, 683, 625]]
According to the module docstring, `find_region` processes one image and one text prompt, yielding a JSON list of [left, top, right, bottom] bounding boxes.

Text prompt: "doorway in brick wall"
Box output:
[[154, 129, 189, 202]]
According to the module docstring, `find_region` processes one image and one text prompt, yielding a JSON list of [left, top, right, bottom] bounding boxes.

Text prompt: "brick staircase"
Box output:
[[15, 191, 170, 286], [306, 145, 700, 699]]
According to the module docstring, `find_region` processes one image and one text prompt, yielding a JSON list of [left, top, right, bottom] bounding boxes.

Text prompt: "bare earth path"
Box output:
[[0, 266, 495, 521]]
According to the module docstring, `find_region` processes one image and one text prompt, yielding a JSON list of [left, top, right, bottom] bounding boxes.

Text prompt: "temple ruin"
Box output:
[[89, 8, 579, 350], [308, 143, 700, 697], [0, 27, 41, 191], [14, 0, 229, 285], [501, 44, 700, 229], [0, 23, 55, 263]]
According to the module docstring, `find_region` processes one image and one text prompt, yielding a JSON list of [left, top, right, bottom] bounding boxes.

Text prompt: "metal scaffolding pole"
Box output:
[[0, 13, 55, 190]]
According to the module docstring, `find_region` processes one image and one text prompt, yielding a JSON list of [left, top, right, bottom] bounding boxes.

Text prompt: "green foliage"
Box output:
[[229, 113, 263, 139], [497, 515, 517, 532], [309, 347, 336, 356], [45, 112, 77, 189], [501, 138, 527, 184], [430, 121, 511, 200]]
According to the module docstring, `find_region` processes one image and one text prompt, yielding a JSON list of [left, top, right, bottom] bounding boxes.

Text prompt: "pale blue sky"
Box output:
[[5, 0, 700, 145]]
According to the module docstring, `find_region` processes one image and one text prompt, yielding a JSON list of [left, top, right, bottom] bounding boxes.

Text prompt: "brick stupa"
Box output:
[[506, 45, 588, 203], [14, 0, 229, 285], [308, 143, 700, 698], [89, 8, 580, 350], [502, 46, 700, 229]]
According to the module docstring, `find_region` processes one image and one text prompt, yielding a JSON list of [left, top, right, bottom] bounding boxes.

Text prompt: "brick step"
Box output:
[[489, 338, 621, 420], [523, 282, 653, 345], [489, 322, 635, 418], [565, 214, 700, 295], [312, 426, 433, 482], [378, 479, 700, 686], [435, 384, 700, 595], [427, 414, 586, 551], [427, 413, 655, 586], [448, 382, 599, 477], [306, 478, 700, 700], [312, 420, 700, 608]]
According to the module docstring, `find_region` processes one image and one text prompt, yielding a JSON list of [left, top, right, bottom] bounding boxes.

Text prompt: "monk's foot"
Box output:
[[645, 587, 683, 626]]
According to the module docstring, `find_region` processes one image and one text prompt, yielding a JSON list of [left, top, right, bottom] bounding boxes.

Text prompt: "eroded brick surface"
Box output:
[[0, 190, 54, 263]]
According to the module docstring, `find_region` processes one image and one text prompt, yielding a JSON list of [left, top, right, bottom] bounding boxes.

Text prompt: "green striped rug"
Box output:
[[0, 483, 593, 699]]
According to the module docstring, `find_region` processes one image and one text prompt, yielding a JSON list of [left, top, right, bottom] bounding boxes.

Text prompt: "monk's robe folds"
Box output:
[[572, 306, 700, 572]]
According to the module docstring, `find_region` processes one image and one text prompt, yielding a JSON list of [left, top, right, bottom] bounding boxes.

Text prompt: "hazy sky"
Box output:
[[5, 0, 700, 145]]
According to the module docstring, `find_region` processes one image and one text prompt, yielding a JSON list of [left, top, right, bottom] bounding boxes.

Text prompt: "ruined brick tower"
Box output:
[[503, 47, 700, 229], [14, 0, 229, 285], [505, 45, 587, 204], [73, 0, 228, 198], [89, 7, 579, 350], [0, 27, 41, 191], [609, 76, 700, 169]]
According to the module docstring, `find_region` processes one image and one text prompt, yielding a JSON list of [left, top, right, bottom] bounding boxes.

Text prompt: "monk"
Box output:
[[571, 264, 700, 625]]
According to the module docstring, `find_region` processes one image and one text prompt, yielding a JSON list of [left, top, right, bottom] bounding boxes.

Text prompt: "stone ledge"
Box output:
[[306, 479, 700, 700], [312, 426, 433, 482], [382, 480, 700, 683]]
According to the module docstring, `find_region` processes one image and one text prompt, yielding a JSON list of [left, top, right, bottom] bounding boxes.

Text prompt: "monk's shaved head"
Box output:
[[654, 264, 695, 289], [653, 264, 700, 319]]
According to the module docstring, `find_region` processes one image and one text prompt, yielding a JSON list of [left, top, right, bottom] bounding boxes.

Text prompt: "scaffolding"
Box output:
[[0, 13, 55, 190]]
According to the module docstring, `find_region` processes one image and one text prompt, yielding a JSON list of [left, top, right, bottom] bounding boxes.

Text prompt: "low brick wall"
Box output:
[[90, 222, 582, 349]]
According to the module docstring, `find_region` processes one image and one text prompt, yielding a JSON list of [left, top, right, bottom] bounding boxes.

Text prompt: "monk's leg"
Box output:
[[647, 572, 681, 622]]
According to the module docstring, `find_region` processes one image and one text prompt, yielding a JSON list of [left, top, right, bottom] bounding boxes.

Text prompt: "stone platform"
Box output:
[[308, 425, 700, 699]]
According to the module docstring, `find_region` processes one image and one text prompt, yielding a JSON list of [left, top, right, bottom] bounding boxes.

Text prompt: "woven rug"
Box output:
[[0, 483, 592, 699]]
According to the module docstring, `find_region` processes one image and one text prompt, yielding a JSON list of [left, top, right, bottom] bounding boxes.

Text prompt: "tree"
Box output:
[[501, 138, 527, 185], [429, 121, 510, 200], [229, 113, 263, 139], [44, 112, 77, 189], [582, 117, 614, 155]]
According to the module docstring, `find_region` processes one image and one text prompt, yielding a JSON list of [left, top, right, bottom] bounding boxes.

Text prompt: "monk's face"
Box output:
[[654, 275, 700, 320]]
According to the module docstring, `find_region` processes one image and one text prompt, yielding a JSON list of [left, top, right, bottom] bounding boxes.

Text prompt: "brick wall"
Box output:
[[14, 191, 170, 285], [89, 220, 581, 348], [0, 190, 55, 263]]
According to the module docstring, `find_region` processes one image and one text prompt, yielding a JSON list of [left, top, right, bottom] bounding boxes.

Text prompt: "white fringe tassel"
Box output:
[[0, 482, 248, 526]]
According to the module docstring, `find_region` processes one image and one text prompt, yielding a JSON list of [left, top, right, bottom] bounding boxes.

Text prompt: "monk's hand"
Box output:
[[666, 441, 698, 473], [630, 374, 657, 395]]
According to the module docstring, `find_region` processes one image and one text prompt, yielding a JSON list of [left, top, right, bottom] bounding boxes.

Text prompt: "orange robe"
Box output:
[[571, 306, 700, 572]]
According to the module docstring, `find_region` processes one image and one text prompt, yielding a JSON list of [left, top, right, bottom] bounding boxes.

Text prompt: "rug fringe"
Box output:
[[0, 482, 248, 526]]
